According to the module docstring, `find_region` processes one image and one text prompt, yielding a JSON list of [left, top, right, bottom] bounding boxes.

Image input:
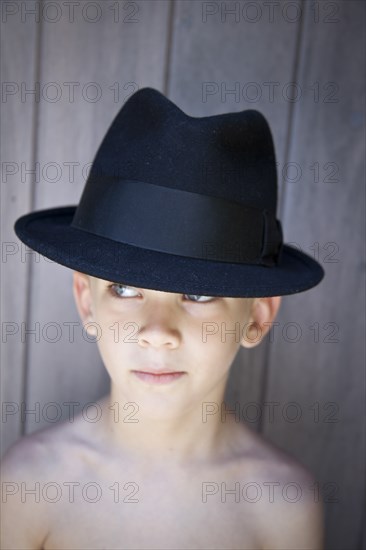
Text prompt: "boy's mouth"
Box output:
[[131, 370, 187, 384]]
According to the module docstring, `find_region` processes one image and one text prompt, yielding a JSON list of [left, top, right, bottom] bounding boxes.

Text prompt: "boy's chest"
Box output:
[[43, 464, 261, 550]]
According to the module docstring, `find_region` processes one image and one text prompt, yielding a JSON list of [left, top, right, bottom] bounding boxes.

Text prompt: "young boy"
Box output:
[[1, 87, 325, 549]]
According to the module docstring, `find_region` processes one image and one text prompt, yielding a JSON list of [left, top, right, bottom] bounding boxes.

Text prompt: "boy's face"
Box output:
[[73, 272, 280, 418]]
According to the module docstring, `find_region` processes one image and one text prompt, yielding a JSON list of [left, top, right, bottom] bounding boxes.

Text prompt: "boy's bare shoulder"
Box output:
[[1, 406, 98, 480], [0, 413, 96, 549], [1, 409, 99, 509], [2, 420, 75, 474], [232, 424, 324, 549], [1, 427, 59, 550]]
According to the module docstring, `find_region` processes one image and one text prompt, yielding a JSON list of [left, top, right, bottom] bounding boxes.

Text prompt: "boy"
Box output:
[[1, 87, 325, 549]]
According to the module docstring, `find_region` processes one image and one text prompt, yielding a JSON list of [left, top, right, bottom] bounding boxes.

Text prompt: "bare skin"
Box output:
[[1, 274, 324, 549]]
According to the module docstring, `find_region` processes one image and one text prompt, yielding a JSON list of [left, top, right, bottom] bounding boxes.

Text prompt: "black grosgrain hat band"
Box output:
[[71, 178, 284, 266]]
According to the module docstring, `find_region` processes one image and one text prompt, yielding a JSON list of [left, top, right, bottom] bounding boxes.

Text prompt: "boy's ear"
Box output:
[[241, 296, 281, 349], [72, 271, 94, 324]]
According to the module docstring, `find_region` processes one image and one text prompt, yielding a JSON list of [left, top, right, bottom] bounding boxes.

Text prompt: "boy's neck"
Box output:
[[96, 381, 242, 469]]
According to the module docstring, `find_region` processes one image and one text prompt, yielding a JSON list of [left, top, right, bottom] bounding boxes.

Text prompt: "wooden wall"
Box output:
[[1, 1, 365, 548]]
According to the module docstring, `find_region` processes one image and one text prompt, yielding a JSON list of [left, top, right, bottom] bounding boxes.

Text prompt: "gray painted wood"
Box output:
[[0, 11, 39, 453], [261, 2, 366, 549]]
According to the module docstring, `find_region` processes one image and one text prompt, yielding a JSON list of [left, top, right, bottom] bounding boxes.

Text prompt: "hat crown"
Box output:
[[85, 87, 278, 213]]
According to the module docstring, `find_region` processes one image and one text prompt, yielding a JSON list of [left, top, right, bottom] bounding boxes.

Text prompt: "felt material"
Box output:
[[14, 87, 324, 298]]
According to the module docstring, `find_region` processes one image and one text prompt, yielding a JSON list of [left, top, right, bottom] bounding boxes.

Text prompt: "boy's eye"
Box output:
[[185, 294, 215, 303], [108, 284, 215, 303], [108, 283, 138, 298]]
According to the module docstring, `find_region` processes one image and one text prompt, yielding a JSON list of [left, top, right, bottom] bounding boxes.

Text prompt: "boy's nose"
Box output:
[[137, 322, 181, 349], [136, 303, 181, 349]]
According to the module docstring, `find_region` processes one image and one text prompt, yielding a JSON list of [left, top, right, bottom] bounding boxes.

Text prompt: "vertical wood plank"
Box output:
[[262, 2, 365, 548], [1, 1, 40, 456]]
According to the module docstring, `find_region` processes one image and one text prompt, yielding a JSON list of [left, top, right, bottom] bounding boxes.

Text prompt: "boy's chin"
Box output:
[[121, 384, 196, 420]]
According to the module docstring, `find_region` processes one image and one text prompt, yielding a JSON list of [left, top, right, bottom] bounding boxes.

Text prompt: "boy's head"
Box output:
[[14, 87, 324, 347], [72, 271, 281, 418]]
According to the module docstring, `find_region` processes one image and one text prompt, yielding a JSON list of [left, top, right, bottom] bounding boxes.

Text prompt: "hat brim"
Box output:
[[14, 206, 324, 298]]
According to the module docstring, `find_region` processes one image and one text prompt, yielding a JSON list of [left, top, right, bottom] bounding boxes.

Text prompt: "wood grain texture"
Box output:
[[261, 2, 366, 549], [0, 6, 39, 453]]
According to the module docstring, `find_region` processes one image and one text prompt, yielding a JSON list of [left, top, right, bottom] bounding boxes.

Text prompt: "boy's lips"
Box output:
[[132, 368, 185, 375], [131, 369, 187, 385]]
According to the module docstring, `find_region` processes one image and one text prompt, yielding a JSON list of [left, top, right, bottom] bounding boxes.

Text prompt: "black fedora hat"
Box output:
[[14, 87, 324, 298]]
